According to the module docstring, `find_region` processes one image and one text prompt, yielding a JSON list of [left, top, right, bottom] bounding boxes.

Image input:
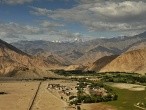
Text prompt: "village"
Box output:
[[46, 79, 118, 109], [47, 83, 75, 102]]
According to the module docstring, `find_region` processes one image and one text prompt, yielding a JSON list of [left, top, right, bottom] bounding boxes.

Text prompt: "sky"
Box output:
[[0, 0, 146, 42]]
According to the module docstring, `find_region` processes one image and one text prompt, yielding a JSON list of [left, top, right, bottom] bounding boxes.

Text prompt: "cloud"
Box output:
[[1, 0, 34, 5], [30, 6, 52, 16], [0, 22, 83, 42], [30, 0, 146, 33], [0, 22, 43, 42], [0, 22, 42, 35], [40, 21, 64, 28], [56, 30, 82, 38], [89, 1, 146, 21], [47, 0, 69, 2]]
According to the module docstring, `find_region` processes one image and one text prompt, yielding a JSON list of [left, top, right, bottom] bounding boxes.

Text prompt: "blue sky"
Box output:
[[0, 0, 146, 42]]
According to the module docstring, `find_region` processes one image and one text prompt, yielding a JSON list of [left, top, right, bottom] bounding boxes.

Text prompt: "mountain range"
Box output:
[[0, 31, 146, 78], [99, 48, 146, 74], [12, 31, 146, 65], [0, 39, 66, 78]]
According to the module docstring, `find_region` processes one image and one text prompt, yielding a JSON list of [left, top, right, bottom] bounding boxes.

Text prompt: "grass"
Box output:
[[105, 87, 146, 110]]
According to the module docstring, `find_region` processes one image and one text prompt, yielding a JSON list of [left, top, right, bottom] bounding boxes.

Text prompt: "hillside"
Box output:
[[75, 46, 115, 65], [35, 51, 71, 66], [100, 48, 146, 74], [126, 40, 146, 52], [88, 55, 118, 71], [0, 39, 60, 78]]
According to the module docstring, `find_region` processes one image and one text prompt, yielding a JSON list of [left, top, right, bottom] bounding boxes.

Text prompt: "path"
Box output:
[[134, 104, 146, 110], [28, 81, 42, 110], [31, 81, 68, 110]]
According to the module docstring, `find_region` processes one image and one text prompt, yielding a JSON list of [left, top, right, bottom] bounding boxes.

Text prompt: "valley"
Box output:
[[1, 72, 146, 110], [1, 32, 146, 110], [1, 0, 146, 109]]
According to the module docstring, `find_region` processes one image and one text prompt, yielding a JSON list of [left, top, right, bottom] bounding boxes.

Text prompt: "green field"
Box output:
[[105, 87, 146, 110]]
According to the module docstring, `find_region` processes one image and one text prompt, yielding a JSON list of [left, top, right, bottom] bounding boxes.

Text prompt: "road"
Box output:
[[30, 81, 70, 110]]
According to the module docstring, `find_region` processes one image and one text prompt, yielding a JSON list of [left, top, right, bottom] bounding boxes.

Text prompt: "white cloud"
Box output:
[[47, 0, 69, 2], [57, 30, 82, 38], [1, 0, 34, 5], [30, 0, 146, 33], [40, 21, 64, 28], [89, 1, 146, 19], [0, 22, 83, 42], [0, 22, 42, 35], [0, 22, 43, 42], [30, 6, 52, 16]]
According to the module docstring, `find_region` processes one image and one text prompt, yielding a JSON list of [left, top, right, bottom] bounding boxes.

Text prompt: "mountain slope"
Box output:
[[88, 55, 118, 71], [0, 39, 56, 78], [36, 52, 71, 66], [100, 48, 146, 74], [75, 46, 115, 65], [126, 40, 146, 52]]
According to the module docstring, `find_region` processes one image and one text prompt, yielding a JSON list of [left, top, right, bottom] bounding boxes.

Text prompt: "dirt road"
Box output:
[[31, 81, 67, 110]]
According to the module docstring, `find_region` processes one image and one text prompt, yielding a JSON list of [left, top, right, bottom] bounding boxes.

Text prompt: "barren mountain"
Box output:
[[36, 52, 71, 66], [0, 39, 61, 78], [88, 55, 118, 71], [11, 31, 146, 66], [58, 49, 84, 63], [75, 46, 116, 66], [100, 48, 146, 74], [126, 40, 146, 52]]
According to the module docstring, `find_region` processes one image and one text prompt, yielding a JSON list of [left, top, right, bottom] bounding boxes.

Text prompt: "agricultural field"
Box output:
[[32, 80, 77, 110], [0, 80, 77, 110], [0, 81, 40, 110], [0, 78, 146, 110], [105, 83, 146, 110], [108, 83, 146, 91], [81, 103, 116, 110], [31, 81, 67, 110], [80, 83, 146, 110]]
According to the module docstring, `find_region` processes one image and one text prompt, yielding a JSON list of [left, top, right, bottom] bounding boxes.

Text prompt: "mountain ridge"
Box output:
[[11, 31, 146, 66], [0, 39, 66, 78], [99, 48, 146, 74]]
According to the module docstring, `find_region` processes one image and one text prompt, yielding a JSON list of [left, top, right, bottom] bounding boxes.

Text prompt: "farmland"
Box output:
[[105, 84, 146, 110], [0, 74, 146, 110], [0, 80, 77, 110], [0, 81, 39, 110]]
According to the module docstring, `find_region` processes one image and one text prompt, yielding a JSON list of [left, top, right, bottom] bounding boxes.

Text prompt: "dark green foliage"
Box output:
[[51, 69, 96, 76], [69, 96, 76, 100], [0, 92, 7, 95], [71, 80, 118, 104], [76, 106, 81, 110], [101, 73, 146, 84]]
